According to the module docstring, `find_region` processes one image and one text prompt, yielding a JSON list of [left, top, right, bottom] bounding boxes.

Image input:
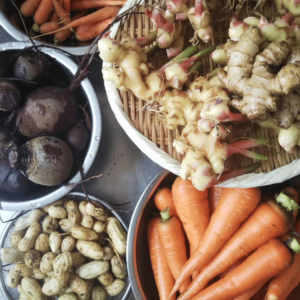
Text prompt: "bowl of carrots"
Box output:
[[0, 0, 125, 55], [127, 170, 300, 300]]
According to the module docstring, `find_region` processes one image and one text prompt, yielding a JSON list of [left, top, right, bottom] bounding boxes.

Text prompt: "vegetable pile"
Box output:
[[98, 0, 300, 191], [0, 198, 128, 300], [0, 47, 91, 194], [13, 0, 124, 44], [148, 179, 300, 300]]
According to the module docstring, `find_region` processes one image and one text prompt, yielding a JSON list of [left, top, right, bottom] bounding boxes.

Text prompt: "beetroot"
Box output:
[[16, 86, 77, 138], [0, 81, 21, 111]]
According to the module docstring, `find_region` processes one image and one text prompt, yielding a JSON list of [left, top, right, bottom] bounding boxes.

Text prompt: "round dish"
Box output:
[[0, 42, 101, 211], [0, 191, 131, 300]]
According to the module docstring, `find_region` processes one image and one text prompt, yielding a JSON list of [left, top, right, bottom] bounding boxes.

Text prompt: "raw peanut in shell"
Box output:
[[97, 272, 113, 286], [104, 279, 126, 296], [43, 215, 59, 234], [49, 231, 62, 253], [111, 256, 127, 279], [59, 294, 79, 300], [59, 218, 73, 233], [76, 261, 110, 279], [79, 201, 88, 216], [53, 252, 73, 271], [35, 233, 50, 253], [19, 222, 41, 252], [65, 200, 81, 225], [14, 210, 44, 231], [22, 277, 44, 300], [86, 202, 110, 221], [92, 286, 107, 300], [6, 267, 21, 288], [10, 231, 24, 248], [49, 206, 68, 219], [76, 240, 103, 260], [107, 217, 127, 255], [31, 268, 46, 280], [93, 221, 105, 233], [68, 274, 88, 295], [71, 226, 98, 241], [70, 252, 86, 267], [81, 215, 94, 229], [61, 236, 76, 252], [42, 199, 64, 213], [15, 263, 33, 277], [42, 270, 70, 296], [78, 279, 95, 300], [102, 247, 114, 261], [0, 247, 25, 263], [40, 252, 56, 273], [24, 250, 41, 268]]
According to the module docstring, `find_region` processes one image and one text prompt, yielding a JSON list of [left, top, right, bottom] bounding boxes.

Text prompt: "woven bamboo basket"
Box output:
[[104, 0, 300, 187]]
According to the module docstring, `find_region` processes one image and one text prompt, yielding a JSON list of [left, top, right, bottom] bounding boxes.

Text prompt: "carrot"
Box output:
[[40, 21, 60, 34], [49, 0, 63, 22], [253, 283, 269, 300], [208, 186, 224, 215], [20, 0, 42, 17], [170, 187, 261, 297], [154, 187, 178, 217], [54, 10, 88, 44], [71, 0, 126, 11], [63, 0, 70, 14], [172, 177, 209, 256], [34, 0, 53, 25], [178, 191, 296, 300], [157, 208, 191, 294], [266, 219, 300, 300], [52, 0, 70, 26], [147, 218, 176, 300], [191, 239, 295, 300], [75, 18, 114, 42], [282, 187, 299, 219], [286, 284, 300, 300]]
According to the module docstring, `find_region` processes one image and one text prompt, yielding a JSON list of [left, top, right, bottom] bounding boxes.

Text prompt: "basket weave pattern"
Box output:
[[115, 0, 300, 174]]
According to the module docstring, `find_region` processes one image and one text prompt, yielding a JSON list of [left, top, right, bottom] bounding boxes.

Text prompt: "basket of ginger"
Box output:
[[99, 0, 300, 191]]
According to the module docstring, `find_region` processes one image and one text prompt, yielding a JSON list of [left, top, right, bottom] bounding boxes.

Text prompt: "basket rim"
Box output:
[[103, 0, 300, 188]]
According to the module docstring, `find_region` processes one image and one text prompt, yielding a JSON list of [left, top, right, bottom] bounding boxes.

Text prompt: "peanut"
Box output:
[[79, 201, 88, 216], [24, 250, 41, 268], [6, 267, 21, 288], [76, 240, 103, 260], [59, 218, 74, 233], [14, 263, 33, 277], [21, 277, 44, 300], [81, 215, 94, 229], [35, 233, 50, 253], [102, 247, 114, 261], [68, 274, 88, 295], [18, 222, 41, 252], [14, 210, 44, 231], [0, 247, 25, 263], [92, 286, 107, 300], [40, 252, 56, 273], [92, 221, 105, 233], [71, 226, 98, 241], [10, 231, 24, 248], [104, 279, 126, 296], [49, 205, 68, 219], [61, 236, 76, 252], [86, 202, 109, 222], [76, 261, 110, 279], [97, 272, 113, 286], [31, 268, 47, 280], [49, 231, 62, 253], [42, 199, 64, 213], [43, 215, 59, 234], [65, 200, 81, 225], [107, 217, 127, 255]]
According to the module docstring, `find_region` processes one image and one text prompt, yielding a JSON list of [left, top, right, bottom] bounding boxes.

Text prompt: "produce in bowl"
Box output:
[[0, 193, 129, 300]]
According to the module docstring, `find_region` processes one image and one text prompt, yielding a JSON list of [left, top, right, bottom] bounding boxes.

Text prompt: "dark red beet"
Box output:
[[16, 86, 77, 138], [0, 81, 21, 111], [67, 125, 90, 153]]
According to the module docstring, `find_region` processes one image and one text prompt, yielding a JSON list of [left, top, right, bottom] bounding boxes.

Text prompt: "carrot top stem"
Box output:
[[276, 192, 300, 213], [32, 23, 40, 33], [285, 237, 300, 254], [161, 207, 171, 222]]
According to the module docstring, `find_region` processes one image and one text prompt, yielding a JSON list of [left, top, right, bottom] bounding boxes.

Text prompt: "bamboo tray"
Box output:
[[103, 0, 300, 187]]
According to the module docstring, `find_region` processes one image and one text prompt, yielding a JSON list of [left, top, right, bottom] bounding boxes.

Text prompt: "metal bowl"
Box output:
[[127, 170, 176, 300], [0, 42, 101, 211], [0, 192, 131, 300], [0, 0, 92, 56]]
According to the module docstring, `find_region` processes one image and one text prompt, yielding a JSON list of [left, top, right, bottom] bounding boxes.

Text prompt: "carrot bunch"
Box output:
[[147, 178, 300, 300], [19, 0, 124, 44]]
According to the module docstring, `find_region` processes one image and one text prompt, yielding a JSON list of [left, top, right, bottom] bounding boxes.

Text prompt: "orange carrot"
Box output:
[[147, 218, 176, 300], [286, 284, 300, 300], [49, 0, 63, 22], [40, 21, 60, 34], [20, 0, 42, 17], [52, 0, 70, 26], [154, 187, 178, 217], [208, 186, 224, 215], [266, 219, 300, 300], [170, 187, 261, 297], [54, 10, 88, 44], [178, 191, 296, 300], [191, 239, 294, 300], [63, 0, 70, 14], [157, 208, 191, 294], [71, 0, 126, 11], [282, 187, 299, 219], [75, 18, 114, 41], [219, 257, 246, 279], [34, 0, 53, 25], [253, 283, 269, 300], [172, 178, 210, 256]]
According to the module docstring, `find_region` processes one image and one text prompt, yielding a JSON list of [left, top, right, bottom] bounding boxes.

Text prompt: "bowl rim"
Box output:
[[0, 191, 131, 300], [126, 169, 169, 300], [0, 10, 93, 56], [0, 42, 102, 211]]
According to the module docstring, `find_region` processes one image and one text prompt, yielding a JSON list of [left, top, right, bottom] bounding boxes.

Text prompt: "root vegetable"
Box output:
[[34, 0, 53, 26], [0, 81, 21, 111], [19, 222, 41, 252], [16, 86, 77, 138], [154, 187, 178, 216], [71, 0, 125, 11], [20, 0, 42, 17], [43, 216, 59, 234], [67, 125, 90, 154], [166, 0, 193, 21], [15, 210, 44, 231], [40, 21, 60, 34]]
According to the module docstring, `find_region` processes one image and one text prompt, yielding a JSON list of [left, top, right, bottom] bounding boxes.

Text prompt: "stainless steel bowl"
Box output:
[[0, 42, 101, 211], [0, 0, 92, 56], [0, 192, 131, 300], [127, 170, 176, 300]]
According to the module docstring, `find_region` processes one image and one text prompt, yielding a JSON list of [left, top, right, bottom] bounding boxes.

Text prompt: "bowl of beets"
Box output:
[[0, 42, 101, 211]]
